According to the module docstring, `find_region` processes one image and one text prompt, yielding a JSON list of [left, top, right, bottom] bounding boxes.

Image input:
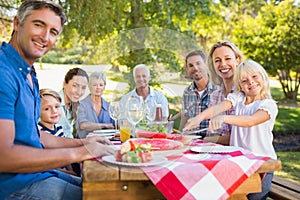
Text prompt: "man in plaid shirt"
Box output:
[[180, 50, 216, 137]]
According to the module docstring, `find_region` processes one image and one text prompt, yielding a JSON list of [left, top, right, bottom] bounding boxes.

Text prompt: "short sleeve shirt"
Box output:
[[227, 92, 278, 159], [0, 42, 56, 199]]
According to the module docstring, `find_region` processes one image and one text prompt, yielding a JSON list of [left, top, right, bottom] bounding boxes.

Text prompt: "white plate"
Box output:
[[93, 129, 116, 133], [190, 146, 243, 153], [92, 133, 115, 137], [102, 155, 168, 167]]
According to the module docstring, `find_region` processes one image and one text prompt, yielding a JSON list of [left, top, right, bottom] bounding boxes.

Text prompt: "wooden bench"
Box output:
[[269, 176, 300, 200]]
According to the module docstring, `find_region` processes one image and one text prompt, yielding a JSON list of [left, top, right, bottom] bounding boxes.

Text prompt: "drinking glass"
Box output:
[[109, 101, 121, 132], [125, 96, 144, 137], [144, 98, 156, 122]]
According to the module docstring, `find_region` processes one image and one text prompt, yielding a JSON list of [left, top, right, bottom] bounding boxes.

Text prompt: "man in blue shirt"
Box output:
[[0, 1, 114, 199]]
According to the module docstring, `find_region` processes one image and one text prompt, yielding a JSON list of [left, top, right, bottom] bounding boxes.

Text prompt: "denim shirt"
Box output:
[[0, 42, 57, 199], [76, 95, 114, 138]]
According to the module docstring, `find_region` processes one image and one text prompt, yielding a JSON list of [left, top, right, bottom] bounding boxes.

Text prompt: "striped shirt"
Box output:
[[38, 122, 65, 137]]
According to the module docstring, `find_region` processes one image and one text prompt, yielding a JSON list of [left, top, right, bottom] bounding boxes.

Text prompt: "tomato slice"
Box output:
[[129, 140, 136, 151]]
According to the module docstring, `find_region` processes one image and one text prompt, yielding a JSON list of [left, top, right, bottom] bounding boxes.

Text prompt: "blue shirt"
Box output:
[[0, 42, 57, 199], [76, 95, 114, 138]]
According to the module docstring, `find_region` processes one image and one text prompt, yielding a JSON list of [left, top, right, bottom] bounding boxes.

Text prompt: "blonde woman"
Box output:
[[206, 40, 245, 139]]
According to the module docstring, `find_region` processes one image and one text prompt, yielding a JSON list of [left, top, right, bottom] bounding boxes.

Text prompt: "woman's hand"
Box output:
[[209, 115, 225, 132], [183, 115, 202, 131], [99, 123, 114, 129]]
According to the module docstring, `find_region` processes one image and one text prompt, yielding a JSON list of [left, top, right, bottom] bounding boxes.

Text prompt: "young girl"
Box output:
[[39, 88, 77, 176], [184, 60, 278, 199]]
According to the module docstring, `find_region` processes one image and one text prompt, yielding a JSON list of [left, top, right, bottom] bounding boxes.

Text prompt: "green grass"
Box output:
[[274, 106, 300, 133], [275, 152, 300, 184]]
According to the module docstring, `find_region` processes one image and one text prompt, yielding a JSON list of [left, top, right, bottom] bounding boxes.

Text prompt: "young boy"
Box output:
[[39, 88, 77, 176]]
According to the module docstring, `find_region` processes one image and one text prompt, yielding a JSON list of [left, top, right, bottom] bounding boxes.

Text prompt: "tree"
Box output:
[[235, 0, 300, 100], [61, 0, 211, 90]]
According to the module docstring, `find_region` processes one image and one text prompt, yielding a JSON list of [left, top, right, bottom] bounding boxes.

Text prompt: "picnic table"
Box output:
[[82, 140, 282, 200]]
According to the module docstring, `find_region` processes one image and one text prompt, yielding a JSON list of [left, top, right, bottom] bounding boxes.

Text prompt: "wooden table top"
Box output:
[[83, 158, 282, 182]]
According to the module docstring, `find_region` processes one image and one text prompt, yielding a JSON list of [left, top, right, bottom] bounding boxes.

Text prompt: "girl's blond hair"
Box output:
[[234, 60, 272, 99]]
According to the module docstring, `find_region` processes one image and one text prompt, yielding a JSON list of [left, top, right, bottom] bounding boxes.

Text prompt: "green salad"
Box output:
[[137, 119, 168, 134]]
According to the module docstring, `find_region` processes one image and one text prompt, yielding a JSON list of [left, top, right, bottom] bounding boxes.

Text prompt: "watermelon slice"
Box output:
[[129, 138, 183, 150]]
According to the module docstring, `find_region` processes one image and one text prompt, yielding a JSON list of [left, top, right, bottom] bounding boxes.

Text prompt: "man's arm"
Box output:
[[0, 120, 114, 173]]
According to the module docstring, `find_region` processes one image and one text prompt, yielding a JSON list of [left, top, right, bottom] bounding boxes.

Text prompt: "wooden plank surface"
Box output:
[[256, 159, 282, 173], [83, 181, 166, 200]]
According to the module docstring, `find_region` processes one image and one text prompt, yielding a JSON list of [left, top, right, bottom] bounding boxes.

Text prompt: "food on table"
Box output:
[[115, 140, 153, 163], [137, 120, 169, 134], [130, 138, 184, 150], [136, 131, 193, 145]]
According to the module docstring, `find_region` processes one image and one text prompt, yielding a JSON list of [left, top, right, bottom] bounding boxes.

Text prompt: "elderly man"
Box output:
[[179, 50, 216, 137], [120, 64, 169, 120], [0, 1, 114, 199]]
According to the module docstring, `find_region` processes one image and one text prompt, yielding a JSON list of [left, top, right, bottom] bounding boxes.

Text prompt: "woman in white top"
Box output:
[[184, 60, 278, 200], [58, 68, 89, 138]]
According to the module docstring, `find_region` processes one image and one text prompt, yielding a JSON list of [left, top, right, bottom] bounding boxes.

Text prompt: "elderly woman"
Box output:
[[76, 71, 114, 138]]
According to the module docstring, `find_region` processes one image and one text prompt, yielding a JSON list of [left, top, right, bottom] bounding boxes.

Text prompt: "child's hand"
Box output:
[[209, 115, 225, 132]]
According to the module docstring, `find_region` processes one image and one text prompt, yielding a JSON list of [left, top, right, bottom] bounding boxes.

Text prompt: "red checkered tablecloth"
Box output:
[[141, 142, 270, 200]]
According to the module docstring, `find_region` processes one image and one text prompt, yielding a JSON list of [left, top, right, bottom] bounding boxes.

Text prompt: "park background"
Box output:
[[0, 0, 299, 184]]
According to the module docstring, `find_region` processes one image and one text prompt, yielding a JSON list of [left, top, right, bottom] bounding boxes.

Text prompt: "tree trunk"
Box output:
[[277, 70, 299, 101]]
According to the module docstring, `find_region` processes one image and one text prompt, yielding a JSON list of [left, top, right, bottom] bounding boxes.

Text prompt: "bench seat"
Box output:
[[269, 176, 300, 200]]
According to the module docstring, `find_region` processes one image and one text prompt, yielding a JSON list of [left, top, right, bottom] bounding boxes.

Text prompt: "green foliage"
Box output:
[[59, 0, 210, 86], [234, 0, 300, 100]]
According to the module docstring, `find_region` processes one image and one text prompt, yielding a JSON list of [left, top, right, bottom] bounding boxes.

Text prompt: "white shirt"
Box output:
[[57, 90, 74, 138], [120, 87, 169, 118], [227, 92, 278, 159]]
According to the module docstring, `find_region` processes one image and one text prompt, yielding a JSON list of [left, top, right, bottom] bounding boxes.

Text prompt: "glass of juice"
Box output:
[[119, 119, 131, 142]]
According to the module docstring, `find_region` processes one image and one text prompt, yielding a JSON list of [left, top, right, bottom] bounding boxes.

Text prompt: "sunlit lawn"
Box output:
[[275, 152, 300, 184]]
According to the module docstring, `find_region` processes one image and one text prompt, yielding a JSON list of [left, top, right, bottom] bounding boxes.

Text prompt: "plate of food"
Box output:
[[102, 155, 167, 167], [190, 145, 243, 153], [106, 139, 168, 167]]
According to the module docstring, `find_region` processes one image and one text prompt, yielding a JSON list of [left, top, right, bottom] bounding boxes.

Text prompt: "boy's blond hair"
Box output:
[[40, 88, 62, 103]]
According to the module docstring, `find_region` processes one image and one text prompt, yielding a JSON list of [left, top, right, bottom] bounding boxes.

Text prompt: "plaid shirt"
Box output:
[[209, 84, 235, 135], [182, 81, 216, 135]]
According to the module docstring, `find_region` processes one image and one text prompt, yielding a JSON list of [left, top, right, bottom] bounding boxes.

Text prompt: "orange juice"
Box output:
[[120, 127, 131, 142]]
